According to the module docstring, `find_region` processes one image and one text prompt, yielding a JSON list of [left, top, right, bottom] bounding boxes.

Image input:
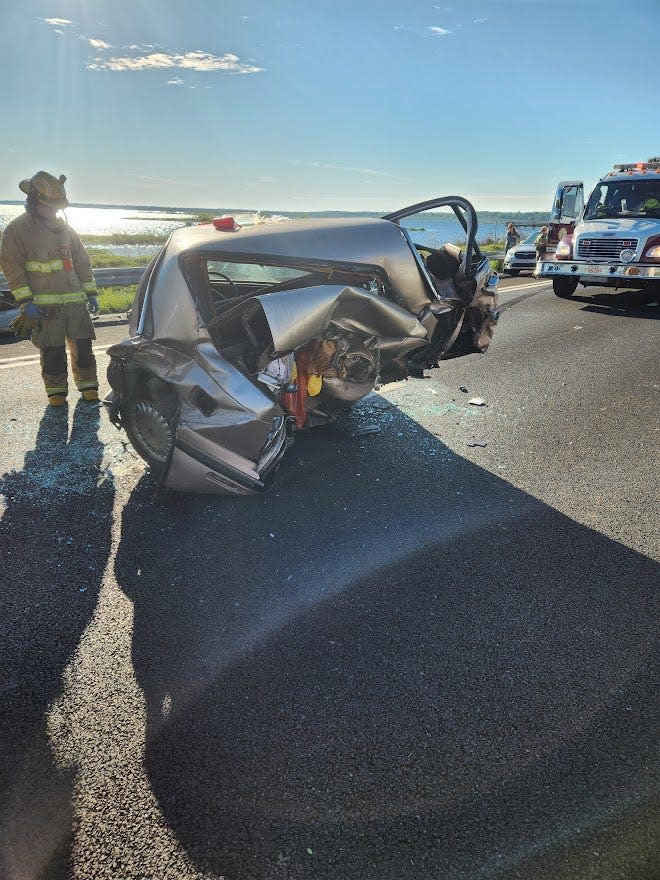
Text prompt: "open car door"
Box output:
[[383, 196, 484, 279], [384, 196, 498, 362]]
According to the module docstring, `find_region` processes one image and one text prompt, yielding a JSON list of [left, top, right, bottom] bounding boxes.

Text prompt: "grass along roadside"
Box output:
[[82, 233, 167, 246], [87, 248, 154, 268], [98, 285, 137, 315], [88, 249, 144, 314]]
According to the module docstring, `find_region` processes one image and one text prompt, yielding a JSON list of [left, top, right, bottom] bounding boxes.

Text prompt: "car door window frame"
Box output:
[[383, 196, 483, 278]]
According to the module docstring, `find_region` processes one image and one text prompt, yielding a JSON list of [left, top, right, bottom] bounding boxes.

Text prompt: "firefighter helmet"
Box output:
[[19, 171, 69, 208]]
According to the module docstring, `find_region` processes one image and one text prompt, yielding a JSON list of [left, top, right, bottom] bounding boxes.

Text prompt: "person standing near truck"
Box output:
[[535, 225, 549, 263], [0, 171, 100, 406]]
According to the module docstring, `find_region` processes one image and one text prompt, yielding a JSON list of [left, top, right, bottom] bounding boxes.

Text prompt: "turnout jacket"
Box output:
[[0, 212, 98, 307]]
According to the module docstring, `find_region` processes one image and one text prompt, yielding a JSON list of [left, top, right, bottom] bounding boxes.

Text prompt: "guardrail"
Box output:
[[0, 266, 145, 294]]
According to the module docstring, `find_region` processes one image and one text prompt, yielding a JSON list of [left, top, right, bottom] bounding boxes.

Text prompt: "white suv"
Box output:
[[503, 229, 540, 276]]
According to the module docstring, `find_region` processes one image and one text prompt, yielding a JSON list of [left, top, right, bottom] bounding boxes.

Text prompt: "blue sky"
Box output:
[[1, 0, 658, 212]]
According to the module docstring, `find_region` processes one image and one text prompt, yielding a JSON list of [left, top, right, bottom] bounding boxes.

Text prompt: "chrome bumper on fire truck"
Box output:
[[537, 261, 660, 280]]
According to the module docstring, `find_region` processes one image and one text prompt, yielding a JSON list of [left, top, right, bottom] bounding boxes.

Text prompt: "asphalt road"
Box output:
[[0, 278, 658, 880]]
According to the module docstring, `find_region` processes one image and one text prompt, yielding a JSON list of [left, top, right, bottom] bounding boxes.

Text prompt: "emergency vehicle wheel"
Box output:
[[553, 277, 578, 298], [507, 269, 519, 277]]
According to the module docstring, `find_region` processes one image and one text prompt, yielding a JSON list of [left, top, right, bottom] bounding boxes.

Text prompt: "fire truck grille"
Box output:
[[576, 238, 638, 260]]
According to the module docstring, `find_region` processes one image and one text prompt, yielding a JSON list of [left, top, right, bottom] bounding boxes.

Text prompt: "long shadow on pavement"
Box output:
[[0, 402, 114, 880], [115, 400, 658, 880], [573, 287, 660, 318]]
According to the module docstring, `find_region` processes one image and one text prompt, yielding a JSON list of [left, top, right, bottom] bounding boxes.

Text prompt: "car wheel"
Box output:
[[508, 269, 519, 277], [553, 276, 579, 298], [122, 387, 177, 472]]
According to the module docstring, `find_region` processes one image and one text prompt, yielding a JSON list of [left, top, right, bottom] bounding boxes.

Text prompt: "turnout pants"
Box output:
[[31, 302, 98, 399]]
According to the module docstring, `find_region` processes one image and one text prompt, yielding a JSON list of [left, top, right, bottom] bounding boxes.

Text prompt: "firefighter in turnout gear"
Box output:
[[0, 172, 100, 405]]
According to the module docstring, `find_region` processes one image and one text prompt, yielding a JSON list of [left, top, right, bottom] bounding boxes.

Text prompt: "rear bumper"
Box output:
[[161, 413, 292, 495], [163, 427, 290, 495]]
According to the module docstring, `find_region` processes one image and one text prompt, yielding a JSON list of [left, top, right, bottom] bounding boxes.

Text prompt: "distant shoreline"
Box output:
[[0, 200, 548, 224]]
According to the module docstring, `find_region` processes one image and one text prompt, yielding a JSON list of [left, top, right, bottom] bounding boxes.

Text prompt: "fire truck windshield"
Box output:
[[585, 181, 660, 220]]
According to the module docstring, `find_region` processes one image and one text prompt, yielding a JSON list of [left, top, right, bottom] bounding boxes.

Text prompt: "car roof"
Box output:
[[169, 216, 404, 262]]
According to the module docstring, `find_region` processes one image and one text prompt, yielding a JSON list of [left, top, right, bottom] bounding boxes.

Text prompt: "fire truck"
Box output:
[[537, 160, 660, 298]]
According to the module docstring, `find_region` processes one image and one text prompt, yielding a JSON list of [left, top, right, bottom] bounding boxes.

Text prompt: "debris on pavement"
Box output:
[[468, 397, 487, 406], [350, 425, 381, 437], [467, 439, 488, 447]]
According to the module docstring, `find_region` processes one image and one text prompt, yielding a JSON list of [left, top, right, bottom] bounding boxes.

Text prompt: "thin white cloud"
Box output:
[[42, 17, 74, 27], [474, 17, 488, 23], [428, 26, 452, 36], [88, 50, 262, 73], [306, 161, 403, 180], [89, 38, 111, 49], [167, 77, 185, 86]]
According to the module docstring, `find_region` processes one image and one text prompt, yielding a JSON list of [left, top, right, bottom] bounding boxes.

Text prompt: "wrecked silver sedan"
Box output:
[[104, 197, 499, 494]]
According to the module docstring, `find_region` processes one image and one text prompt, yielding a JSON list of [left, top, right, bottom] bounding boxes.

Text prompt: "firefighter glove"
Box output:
[[88, 296, 99, 316], [22, 301, 44, 319]]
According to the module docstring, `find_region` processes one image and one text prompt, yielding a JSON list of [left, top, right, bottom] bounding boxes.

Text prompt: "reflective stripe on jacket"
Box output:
[[0, 212, 98, 305], [33, 291, 90, 306]]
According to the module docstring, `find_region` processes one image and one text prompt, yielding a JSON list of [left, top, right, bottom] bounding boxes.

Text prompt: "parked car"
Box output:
[[503, 228, 541, 276], [0, 291, 19, 336], [104, 197, 500, 495]]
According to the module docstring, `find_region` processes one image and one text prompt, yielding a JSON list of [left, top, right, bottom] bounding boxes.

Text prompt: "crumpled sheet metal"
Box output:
[[465, 286, 498, 352], [220, 284, 428, 356], [107, 336, 279, 429], [107, 336, 184, 380]]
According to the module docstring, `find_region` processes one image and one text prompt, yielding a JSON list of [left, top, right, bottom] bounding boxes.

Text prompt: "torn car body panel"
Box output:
[[105, 198, 499, 494]]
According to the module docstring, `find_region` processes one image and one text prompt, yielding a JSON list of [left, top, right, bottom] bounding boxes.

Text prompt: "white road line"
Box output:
[[0, 353, 42, 364], [498, 280, 549, 293], [0, 343, 112, 370]]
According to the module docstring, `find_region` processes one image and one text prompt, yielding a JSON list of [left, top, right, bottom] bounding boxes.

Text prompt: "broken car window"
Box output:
[[207, 261, 311, 285]]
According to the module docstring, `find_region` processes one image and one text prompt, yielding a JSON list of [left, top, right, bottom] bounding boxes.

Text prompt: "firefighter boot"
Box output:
[[48, 394, 67, 406], [81, 389, 99, 401]]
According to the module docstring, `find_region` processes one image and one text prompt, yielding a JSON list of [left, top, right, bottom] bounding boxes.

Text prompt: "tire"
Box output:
[[507, 269, 519, 277], [121, 383, 177, 472], [553, 276, 579, 299]]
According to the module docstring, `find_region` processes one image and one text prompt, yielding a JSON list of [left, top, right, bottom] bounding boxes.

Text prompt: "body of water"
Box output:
[[0, 202, 535, 257]]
